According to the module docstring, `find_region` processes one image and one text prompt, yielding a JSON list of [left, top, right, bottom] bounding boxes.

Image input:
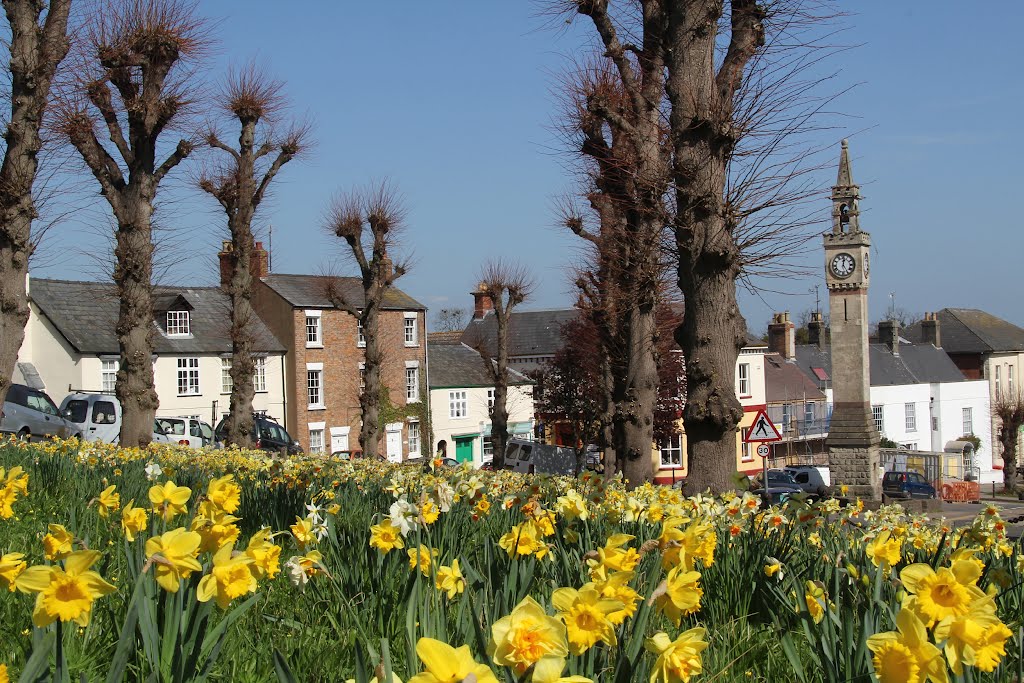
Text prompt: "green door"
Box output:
[[455, 437, 474, 463]]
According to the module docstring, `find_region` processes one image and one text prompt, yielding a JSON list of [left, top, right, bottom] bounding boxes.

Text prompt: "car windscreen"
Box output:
[[64, 400, 88, 423], [26, 392, 61, 416], [200, 423, 213, 440]]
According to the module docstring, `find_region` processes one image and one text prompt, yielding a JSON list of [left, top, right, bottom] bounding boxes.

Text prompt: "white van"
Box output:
[[505, 438, 577, 475], [59, 392, 172, 444], [156, 416, 214, 448]]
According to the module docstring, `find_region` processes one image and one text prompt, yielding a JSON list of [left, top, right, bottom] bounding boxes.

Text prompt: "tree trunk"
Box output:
[[0, 0, 71, 406], [225, 235, 256, 447], [490, 306, 511, 470], [1000, 426, 1020, 492], [359, 300, 382, 459], [114, 200, 159, 447], [618, 303, 658, 487]]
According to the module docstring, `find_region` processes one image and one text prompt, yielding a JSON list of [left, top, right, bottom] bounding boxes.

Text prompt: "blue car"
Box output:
[[882, 471, 936, 500]]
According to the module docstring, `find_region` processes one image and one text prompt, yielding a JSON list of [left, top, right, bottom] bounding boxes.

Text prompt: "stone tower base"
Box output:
[[828, 445, 882, 500]]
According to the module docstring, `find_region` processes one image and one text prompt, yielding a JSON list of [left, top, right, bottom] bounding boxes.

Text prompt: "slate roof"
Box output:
[[764, 353, 826, 403], [260, 273, 425, 311], [904, 308, 1024, 354], [793, 342, 967, 388], [29, 278, 285, 355], [461, 309, 580, 358], [428, 343, 533, 389]]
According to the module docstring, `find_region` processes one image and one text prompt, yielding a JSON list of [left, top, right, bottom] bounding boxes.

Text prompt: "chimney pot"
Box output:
[[879, 319, 900, 355], [472, 282, 493, 320], [920, 311, 941, 347], [767, 310, 796, 360]]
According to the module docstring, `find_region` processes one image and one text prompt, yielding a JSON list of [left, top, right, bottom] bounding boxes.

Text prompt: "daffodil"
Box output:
[[145, 527, 203, 592], [900, 561, 986, 627], [290, 516, 316, 550], [197, 542, 257, 609], [435, 560, 465, 600], [555, 489, 588, 521], [148, 481, 191, 522], [0, 484, 17, 519], [285, 550, 323, 591], [245, 529, 281, 579], [0, 662, 7, 683], [866, 607, 948, 683], [645, 628, 708, 683], [0, 552, 27, 591], [934, 597, 1013, 674], [865, 530, 902, 570], [653, 564, 703, 626], [42, 524, 74, 561], [531, 656, 593, 683], [206, 474, 241, 513], [191, 505, 241, 553], [96, 484, 120, 518], [551, 585, 621, 654], [370, 518, 405, 553], [764, 558, 783, 580], [489, 596, 569, 675], [805, 581, 826, 625], [590, 570, 640, 625], [499, 521, 549, 560], [121, 499, 148, 541], [408, 638, 497, 683], [586, 534, 640, 575], [15, 550, 116, 628], [2, 466, 28, 494], [408, 545, 439, 576]]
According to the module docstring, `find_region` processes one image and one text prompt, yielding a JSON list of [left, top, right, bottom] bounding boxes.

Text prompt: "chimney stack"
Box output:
[[767, 311, 795, 360], [878, 319, 900, 356], [920, 312, 941, 348], [218, 240, 270, 288], [472, 282, 493, 320], [808, 311, 827, 350]]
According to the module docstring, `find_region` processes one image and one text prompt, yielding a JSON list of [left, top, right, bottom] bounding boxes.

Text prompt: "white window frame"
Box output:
[[482, 436, 494, 459], [305, 310, 322, 348], [407, 419, 421, 457], [659, 433, 683, 468], [872, 405, 884, 435], [359, 362, 366, 395], [357, 314, 365, 348], [404, 312, 418, 347], [221, 357, 232, 394], [308, 421, 325, 454], [994, 364, 1000, 395], [166, 310, 190, 336], [1009, 364, 1015, 395], [306, 362, 324, 409], [449, 390, 468, 419], [253, 356, 267, 393], [804, 402, 814, 428], [405, 360, 419, 402], [176, 357, 200, 396], [738, 363, 750, 396], [487, 388, 495, 410], [781, 403, 791, 432], [101, 358, 118, 393], [905, 402, 916, 432], [962, 407, 973, 436]]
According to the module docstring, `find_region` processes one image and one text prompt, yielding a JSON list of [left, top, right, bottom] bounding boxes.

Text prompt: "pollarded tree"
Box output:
[[323, 182, 408, 460], [0, 0, 72, 407], [61, 0, 209, 446], [200, 64, 306, 447], [993, 390, 1024, 492]]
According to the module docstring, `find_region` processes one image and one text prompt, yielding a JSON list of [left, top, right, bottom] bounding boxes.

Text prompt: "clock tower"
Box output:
[[824, 140, 881, 499]]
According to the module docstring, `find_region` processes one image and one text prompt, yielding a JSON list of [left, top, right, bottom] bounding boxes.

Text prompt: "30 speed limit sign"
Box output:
[[756, 444, 771, 458]]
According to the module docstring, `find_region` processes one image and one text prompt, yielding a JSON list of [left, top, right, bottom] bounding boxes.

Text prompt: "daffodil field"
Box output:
[[0, 437, 1022, 683]]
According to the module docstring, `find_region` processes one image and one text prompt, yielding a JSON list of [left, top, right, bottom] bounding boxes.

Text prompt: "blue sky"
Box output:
[[34, 2, 1024, 332]]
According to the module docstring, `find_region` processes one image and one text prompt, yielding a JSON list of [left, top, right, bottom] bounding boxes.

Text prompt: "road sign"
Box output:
[[756, 444, 771, 458], [743, 409, 782, 443]]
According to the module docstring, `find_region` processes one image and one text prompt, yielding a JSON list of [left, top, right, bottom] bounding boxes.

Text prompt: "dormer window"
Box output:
[[167, 310, 190, 336]]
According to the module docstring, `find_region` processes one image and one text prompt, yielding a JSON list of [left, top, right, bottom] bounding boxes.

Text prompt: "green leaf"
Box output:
[[18, 632, 56, 683], [272, 649, 298, 683]]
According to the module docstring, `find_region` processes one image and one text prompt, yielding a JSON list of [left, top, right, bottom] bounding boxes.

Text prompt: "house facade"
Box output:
[[251, 262, 427, 458], [15, 276, 287, 424], [428, 336, 534, 466]]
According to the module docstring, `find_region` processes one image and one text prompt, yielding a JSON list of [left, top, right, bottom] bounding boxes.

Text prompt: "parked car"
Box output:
[[215, 414, 303, 455], [783, 465, 831, 497], [504, 439, 577, 475], [1, 384, 80, 440], [751, 468, 804, 505], [882, 471, 936, 500], [59, 392, 171, 443], [157, 416, 214, 448]]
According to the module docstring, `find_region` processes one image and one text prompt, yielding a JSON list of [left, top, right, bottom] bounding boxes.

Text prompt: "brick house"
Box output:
[[245, 244, 428, 457]]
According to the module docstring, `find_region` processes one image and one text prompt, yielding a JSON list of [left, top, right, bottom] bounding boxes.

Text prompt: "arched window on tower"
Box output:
[[839, 203, 850, 232]]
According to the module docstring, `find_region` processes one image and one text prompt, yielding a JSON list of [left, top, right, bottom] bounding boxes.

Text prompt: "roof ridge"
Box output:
[[941, 308, 994, 352]]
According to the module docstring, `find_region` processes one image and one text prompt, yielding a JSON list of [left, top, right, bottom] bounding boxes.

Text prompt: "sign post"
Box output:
[[743, 409, 782, 490]]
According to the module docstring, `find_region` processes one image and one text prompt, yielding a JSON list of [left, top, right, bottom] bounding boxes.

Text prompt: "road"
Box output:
[[931, 500, 1024, 540]]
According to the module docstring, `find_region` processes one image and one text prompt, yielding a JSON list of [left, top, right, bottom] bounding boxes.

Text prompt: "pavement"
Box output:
[[928, 500, 1024, 539]]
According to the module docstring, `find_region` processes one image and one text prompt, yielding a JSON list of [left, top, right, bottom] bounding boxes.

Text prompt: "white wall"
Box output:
[[430, 384, 534, 467], [736, 349, 767, 407], [153, 354, 286, 424], [985, 352, 1024, 467]]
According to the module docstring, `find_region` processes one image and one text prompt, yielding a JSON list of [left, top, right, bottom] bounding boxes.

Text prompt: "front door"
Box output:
[[455, 437, 474, 464], [386, 423, 403, 463], [330, 427, 349, 454]]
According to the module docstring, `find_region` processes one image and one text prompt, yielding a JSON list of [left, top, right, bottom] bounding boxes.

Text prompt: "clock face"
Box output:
[[830, 252, 856, 279]]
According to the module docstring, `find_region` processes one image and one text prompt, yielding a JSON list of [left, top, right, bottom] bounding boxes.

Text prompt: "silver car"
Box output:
[[1, 384, 80, 439]]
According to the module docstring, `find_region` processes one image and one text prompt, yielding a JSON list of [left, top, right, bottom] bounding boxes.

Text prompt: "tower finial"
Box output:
[[836, 139, 854, 187]]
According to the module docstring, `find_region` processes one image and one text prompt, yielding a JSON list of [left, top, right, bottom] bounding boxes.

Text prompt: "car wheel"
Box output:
[[17, 428, 30, 441]]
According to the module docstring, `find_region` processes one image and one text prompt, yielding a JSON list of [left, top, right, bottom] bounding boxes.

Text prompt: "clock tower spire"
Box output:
[[824, 140, 881, 499]]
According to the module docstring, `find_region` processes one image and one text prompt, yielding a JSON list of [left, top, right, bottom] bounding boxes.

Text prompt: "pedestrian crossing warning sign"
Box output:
[[743, 409, 782, 443]]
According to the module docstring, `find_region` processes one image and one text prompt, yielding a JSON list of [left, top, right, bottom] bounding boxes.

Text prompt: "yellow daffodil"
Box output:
[[764, 558, 783, 580], [191, 506, 241, 553], [2, 466, 28, 495], [653, 564, 703, 626], [408, 638, 497, 683], [206, 474, 241, 513], [805, 581, 826, 625], [290, 516, 316, 550], [0, 663, 7, 683], [245, 529, 281, 580], [590, 570, 640, 625], [148, 481, 191, 522], [530, 656, 593, 683], [555, 489, 588, 521], [866, 608, 948, 683], [900, 561, 986, 627], [0, 553, 27, 591], [42, 524, 74, 561], [197, 542, 257, 609], [551, 585, 622, 654], [121, 499, 148, 542], [0, 484, 17, 519], [145, 527, 203, 592], [587, 534, 640, 575], [370, 518, 405, 554], [499, 521, 549, 560], [96, 485, 120, 518], [865, 530, 902, 570], [489, 596, 568, 675], [15, 550, 116, 628], [408, 545, 439, 576], [934, 597, 1013, 674], [435, 559, 465, 600], [645, 627, 708, 683], [420, 499, 440, 524]]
